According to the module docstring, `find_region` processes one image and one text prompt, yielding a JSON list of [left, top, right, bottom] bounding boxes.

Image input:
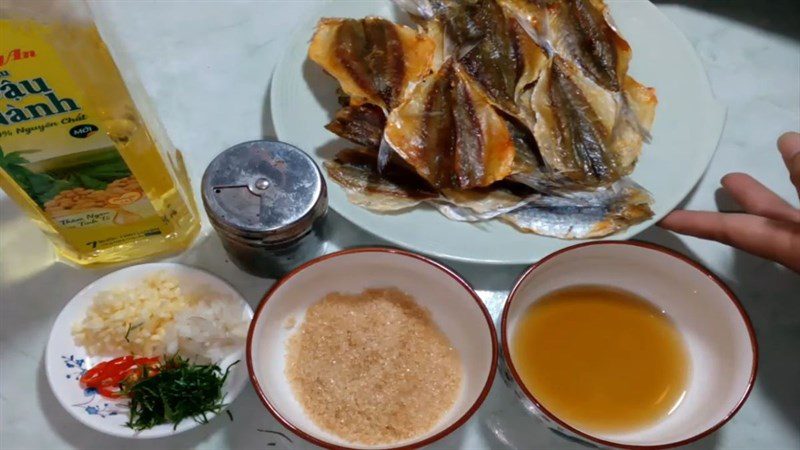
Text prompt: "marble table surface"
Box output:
[[1, 1, 798, 449]]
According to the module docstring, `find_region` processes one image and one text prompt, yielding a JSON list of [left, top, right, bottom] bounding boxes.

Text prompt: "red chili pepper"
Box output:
[[79, 360, 110, 386], [97, 385, 123, 398], [80, 356, 161, 398]]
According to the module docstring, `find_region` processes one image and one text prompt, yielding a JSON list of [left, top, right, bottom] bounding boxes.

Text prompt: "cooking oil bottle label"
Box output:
[[0, 20, 169, 250]]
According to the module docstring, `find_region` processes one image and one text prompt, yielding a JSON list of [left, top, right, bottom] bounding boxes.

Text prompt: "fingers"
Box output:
[[778, 131, 800, 196], [660, 210, 800, 272], [721, 173, 800, 223], [655, 132, 800, 272], [778, 131, 800, 164]]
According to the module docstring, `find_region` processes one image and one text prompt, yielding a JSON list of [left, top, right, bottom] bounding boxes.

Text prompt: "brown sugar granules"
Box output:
[[285, 287, 463, 445]]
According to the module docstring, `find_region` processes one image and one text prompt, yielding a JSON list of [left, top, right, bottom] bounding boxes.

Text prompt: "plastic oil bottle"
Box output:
[[0, 0, 200, 266]]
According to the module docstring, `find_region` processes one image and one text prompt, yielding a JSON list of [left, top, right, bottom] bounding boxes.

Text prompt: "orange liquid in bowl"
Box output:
[[511, 285, 690, 434]]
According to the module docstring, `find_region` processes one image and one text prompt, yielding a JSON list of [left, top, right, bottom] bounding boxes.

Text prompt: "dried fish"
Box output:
[[502, 178, 653, 238], [532, 56, 616, 182], [384, 60, 517, 190], [397, 0, 548, 121], [324, 148, 437, 211], [527, 56, 655, 185], [325, 104, 386, 149], [324, 151, 652, 238], [308, 17, 435, 111], [393, 0, 436, 21], [502, 0, 656, 171], [500, 0, 630, 92], [310, 0, 658, 239], [459, 15, 548, 123], [325, 148, 538, 220], [433, 183, 540, 221]]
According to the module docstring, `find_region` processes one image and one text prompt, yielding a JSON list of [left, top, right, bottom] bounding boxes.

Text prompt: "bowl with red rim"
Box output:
[[247, 247, 497, 450], [501, 241, 758, 449]]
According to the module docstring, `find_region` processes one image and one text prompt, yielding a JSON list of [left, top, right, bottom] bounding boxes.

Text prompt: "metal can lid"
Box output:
[[201, 140, 327, 243]]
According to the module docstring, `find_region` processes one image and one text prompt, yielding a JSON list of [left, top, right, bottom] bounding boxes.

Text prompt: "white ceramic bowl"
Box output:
[[247, 248, 497, 450], [45, 263, 252, 438], [501, 242, 757, 448]]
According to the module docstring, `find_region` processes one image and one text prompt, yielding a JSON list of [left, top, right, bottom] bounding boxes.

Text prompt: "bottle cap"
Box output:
[[202, 140, 327, 245]]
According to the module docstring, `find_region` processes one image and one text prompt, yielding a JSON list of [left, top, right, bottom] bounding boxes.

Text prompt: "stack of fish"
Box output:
[[309, 0, 657, 239]]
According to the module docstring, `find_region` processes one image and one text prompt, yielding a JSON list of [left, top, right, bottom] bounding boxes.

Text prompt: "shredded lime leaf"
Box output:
[[124, 355, 237, 431]]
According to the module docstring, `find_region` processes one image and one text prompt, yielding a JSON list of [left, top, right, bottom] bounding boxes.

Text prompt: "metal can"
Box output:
[[201, 140, 328, 278]]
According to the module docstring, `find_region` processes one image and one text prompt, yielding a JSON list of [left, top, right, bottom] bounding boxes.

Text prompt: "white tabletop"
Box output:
[[1, 1, 798, 449]]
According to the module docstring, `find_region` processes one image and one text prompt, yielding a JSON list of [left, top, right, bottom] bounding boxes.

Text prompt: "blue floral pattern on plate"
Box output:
[[61, 355, 127, 418], [61, 355, 86, 379]]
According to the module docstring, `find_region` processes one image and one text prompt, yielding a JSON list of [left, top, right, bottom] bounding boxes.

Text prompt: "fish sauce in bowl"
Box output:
[[511, 285, 690, 434]]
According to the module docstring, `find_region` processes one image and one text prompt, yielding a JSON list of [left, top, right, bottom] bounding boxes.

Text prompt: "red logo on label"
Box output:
[[0, 48, 37, 67]]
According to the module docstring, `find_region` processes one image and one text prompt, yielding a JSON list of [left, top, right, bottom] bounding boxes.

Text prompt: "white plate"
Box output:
[[272, 0, 725, 265], [45, 263, 252, 439]]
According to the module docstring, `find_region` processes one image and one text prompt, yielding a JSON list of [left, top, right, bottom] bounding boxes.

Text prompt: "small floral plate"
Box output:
[[45, 263, 253, 439]]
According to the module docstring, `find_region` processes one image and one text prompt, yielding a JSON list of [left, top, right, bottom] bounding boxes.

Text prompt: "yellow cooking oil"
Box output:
[[0, 1, 199, 266]]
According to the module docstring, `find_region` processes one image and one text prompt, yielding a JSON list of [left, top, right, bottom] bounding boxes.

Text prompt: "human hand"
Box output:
[[659, 132, 800, 273]]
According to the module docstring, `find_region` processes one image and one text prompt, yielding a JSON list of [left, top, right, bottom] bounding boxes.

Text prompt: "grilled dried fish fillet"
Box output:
[[403, 6, 549, 180], [459, 14, 547, 123], [326, 149, 652, 238], [324, 148, 437, 211], [500, 0, 631, 92], [325, 148, 536, 220], [614, 75, 657, 163], [394, 0, 436, 20], [393, 0, 654, 188], [313, 2, 657, 239], [384, 59, 517, 190], [394, 0, 499, 48], [526, 56, 655, 185], [308, 17, 435, 111], [502, 0, 655, 181], [433, 183, 540, 221], [395, 0, 548, 123], [532, 56, 615, 182], [325, 104, 386, 149], [502, 177, 653, 238]]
